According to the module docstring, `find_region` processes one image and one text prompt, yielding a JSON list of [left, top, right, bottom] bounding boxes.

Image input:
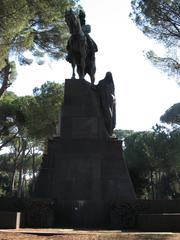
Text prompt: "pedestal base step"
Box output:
[[137, 213, 180, 231]]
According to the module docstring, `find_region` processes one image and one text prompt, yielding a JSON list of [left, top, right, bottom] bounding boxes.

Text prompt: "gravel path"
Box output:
[[0, 229, 179, 240]]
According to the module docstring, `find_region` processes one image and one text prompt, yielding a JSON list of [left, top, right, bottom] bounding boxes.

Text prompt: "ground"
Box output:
[[0, 229, 180, 240]]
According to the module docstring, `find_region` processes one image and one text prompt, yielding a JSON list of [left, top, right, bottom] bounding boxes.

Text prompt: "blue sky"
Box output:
[[10, 0, 180, 131]]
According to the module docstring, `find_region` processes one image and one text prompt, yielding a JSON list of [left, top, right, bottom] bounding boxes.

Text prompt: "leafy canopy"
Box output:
[[161, 102, 180, 126], [0, 82, 64, 196], [0, 0, 79, 97], [131, 0, 180, 45], [13, 81, 64, 140], [0, 81, 64, 152], [124, 125, 180, 199], [0, 0, 79, 67], [130, 0, 180, 81]]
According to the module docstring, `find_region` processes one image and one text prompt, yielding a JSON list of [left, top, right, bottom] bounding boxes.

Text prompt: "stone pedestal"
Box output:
[[35, 79, 136, 228], [61, 79, 109, 139]]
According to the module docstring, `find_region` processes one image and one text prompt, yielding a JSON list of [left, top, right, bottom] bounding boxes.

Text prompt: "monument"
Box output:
[[34, 9, 136, 228]]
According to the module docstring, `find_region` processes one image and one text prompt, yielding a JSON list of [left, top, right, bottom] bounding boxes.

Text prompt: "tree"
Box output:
[[0, 81, 64, 151], [0, 91, 25, 150], [0, 137, 42, 197], [0, 154, 13, 196], [0, 0, 79, 96], [130, 0, 180, 82], [160, 102, 180, 126], [0, 59, 17, 98], [114, 129, 134, 140], [0, 81, 64, 197], [123, 131, 150, 198], [123, 125, 180, 199], [14, 81, 64, 141], [7, 135, 42, 197]]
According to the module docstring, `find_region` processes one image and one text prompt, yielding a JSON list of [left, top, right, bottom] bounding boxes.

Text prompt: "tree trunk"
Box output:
[[17, 166, 23, 198], [155, 171, 159, 199], [10, 167, 16, 196], [31, 146, 36, 192], [0, 59, 12, 98], [150, 171, 155, 200]]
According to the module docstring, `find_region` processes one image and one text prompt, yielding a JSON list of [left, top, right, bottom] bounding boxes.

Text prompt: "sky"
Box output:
[[10, 0, 180, 131]]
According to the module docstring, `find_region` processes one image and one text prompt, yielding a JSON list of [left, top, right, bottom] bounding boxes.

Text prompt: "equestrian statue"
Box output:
[[65, 9, 98, 84]]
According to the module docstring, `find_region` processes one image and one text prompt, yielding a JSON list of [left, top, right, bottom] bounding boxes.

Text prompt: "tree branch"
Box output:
[[0, 134, 17, 151]]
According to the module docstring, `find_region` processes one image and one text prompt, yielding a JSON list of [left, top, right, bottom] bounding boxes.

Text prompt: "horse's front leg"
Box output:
[[80, 62, 85, 80], [71, 61, 76, 79], [80, 55, 86, 80], [89, 62, 96, 85], [77, 60, 85, 80], [90, 75, 95, 85], [78, 43, 86, 80]]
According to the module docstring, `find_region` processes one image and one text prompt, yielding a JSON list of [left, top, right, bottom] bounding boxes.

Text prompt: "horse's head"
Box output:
[[65, 9, 81, 35]]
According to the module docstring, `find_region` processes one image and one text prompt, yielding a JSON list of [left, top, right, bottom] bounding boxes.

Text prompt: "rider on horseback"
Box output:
[[65, 9, 98, 84], [79, 10, 98, 84]]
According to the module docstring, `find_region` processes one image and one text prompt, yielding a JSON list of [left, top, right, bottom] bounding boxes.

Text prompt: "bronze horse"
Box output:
[[65, 9, 97, 84]]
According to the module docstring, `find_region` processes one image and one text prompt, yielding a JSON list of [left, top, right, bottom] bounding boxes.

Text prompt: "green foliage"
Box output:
[[0, 0, 79, 95], [160, 102, 180, 125], [0, 142, 42, 197], [130, 0, 180, 80], [145, 50, 180, 84], [130, 0, 180, 45], [0, 81, 64, 197], [14, 81, 64, 140], [114, 129, 134, 140], [0, 81, 64, 149], [0, 91, 26, 150], [0, 0, 78, 67], [0, 154, 13, 195], [123, 125, 180, 199], [0, 60, 17, 98]]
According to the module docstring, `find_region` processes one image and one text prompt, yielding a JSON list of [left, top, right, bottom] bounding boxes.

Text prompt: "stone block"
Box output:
[[0, 211, 21, 229], [137, 213, 180, 231]]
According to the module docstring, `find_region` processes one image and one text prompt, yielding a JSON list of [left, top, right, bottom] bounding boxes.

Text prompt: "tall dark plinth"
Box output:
[[35, 79, 136, 228]]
